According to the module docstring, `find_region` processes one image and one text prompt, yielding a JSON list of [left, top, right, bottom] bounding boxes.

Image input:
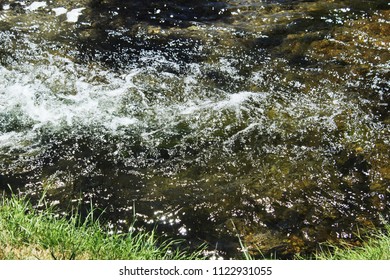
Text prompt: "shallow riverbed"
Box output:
[[0, 0, 389, 258]]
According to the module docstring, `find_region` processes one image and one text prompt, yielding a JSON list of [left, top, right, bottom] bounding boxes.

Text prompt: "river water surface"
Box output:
[[0, 0, 389, 258]]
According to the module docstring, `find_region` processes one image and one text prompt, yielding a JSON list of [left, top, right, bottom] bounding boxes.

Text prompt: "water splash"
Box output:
[[0, 0, 389, 258]]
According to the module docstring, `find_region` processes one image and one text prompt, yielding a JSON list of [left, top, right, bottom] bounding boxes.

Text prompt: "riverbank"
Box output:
[[0, 194, 204, 260], [313, 225, 390, 260], [1, 194, 388, 260]]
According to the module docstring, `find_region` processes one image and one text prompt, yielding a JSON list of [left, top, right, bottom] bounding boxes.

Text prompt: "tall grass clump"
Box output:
[[315, 225, 390, 260], [0, 193, 205, 260]]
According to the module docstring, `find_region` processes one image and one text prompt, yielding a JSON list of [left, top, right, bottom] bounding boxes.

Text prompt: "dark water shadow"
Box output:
[[89, 0, 231, 27], [76, 0, 232, 68]]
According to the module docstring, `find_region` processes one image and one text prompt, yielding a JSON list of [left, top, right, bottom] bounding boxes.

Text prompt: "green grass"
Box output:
[[314, 226, 390, 260], [0, 194, 205, 260]]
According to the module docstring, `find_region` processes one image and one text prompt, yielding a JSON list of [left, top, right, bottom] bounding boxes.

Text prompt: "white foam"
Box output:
[[0, 31, 381, 159], [0, 59, 146, 145], [52, 7, 67, 16], [0, 132, 20, 147], [25, 1, 47, 12], [214, 91, 258, 109], [106, 117, 138, 131], [66, 8, 85, 23]]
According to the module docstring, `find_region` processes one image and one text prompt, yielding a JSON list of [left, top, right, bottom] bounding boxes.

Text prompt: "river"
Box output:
[[0, 0, 389, 258]]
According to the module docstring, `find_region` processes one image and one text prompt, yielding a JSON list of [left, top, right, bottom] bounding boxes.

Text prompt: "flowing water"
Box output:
[[0, 0, 389, 258]]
